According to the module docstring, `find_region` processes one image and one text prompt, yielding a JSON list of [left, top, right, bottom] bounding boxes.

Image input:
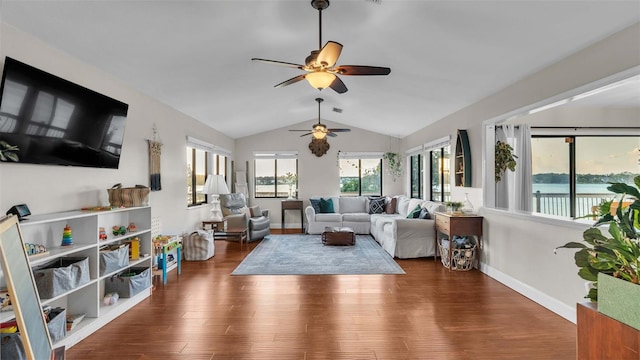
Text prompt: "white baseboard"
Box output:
[[479, 262, 576, 324]]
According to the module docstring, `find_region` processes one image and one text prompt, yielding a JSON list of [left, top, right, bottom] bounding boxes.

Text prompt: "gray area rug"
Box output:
[[231, 234, 405, 275]]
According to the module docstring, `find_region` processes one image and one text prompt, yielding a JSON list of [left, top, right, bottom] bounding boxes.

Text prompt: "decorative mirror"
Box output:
[[309, 138, 330, 157]]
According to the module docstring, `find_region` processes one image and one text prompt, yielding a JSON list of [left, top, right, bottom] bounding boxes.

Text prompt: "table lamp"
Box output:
[[202, 174, 229, 221]]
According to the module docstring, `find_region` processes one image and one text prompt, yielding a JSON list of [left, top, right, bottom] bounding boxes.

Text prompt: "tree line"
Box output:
[[533, 172, 639, 184]]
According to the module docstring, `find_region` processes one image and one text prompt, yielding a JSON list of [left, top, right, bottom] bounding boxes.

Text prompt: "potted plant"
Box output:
[[445, 201, 464, 214], [555, 175, 640, 329], [0, 141, 19, 162], [284, 172, 297, 199], [495, 140, 517, 182], [383, 152, 402, 182]]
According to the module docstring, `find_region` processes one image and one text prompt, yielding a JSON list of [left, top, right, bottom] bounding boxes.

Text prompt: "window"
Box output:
[[254, 152, 298, 198], [186, 137, 229, 207], [409, 153, 423, 198], [338, 153, 382, 197], [532, 135, 639, 218], [430, 146, 450, 202]]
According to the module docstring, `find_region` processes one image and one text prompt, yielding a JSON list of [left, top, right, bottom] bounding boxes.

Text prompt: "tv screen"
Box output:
[[0, 57, 129, 168]]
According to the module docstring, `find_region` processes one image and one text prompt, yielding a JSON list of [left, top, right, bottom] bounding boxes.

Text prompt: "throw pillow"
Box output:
[[319, 198, 334, 213], [418, 207, 431, 219], [310, 199, 321, 213], [249, 205, 262, 218], [368, 197, 385, 214], [406, 204, 422, 219], [386, 197, 397, 214]]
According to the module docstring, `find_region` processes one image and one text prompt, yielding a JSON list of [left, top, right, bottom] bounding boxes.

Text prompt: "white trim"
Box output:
[[253, 151, 298, 159], [186, 136, 214, 151], [405, 145, 422, 155], [424, 135, 451, 151], [531, 127, 640, 136], [337, 151, 384, 159], [479, 262, 576, 323]]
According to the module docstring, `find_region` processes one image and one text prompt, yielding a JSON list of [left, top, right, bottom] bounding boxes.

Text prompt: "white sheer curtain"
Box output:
[[495, 125, 532, 211]]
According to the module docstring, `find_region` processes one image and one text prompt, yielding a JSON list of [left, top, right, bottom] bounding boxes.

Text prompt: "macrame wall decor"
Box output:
[[148, 124, 162, 191]]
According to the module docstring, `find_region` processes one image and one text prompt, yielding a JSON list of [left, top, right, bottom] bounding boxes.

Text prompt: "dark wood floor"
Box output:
[[66, 231, 576, 360]]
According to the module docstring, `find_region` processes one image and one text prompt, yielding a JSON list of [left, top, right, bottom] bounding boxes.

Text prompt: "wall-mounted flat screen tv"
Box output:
[[0, 57, 129, 168]]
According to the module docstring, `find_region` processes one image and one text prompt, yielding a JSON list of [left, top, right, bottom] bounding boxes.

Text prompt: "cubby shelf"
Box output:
[[2, 206, 152, 350], [455, 129, 472, 187]]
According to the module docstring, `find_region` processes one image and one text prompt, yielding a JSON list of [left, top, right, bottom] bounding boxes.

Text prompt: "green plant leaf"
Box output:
[[574, 248, 591, 267], [582, 227, 607, 245], [5, 153, 18, 162], [578, 266, 599, 282], [586, 287, 598, 302]]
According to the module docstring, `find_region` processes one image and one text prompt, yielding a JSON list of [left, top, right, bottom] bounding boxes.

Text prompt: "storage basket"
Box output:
[[100, 244, 130, 276], [107, 184, 150, 207], [438, 237, 477, 271], [105, 267, 151, 298], [47, 307, 66, 343], [33, 257, 90, 299]]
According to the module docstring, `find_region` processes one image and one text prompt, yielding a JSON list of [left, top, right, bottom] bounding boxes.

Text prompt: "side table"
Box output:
[[434, 212, 483, 271], [282, 200, 304, 233], [202, 219, 226, 232]]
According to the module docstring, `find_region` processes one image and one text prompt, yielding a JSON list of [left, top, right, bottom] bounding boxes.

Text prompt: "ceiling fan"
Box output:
[[251, 0, 391, 94], [290, 98, 351, 139]]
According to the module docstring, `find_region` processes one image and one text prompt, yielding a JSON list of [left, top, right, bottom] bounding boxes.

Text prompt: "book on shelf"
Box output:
[[66, 313, 86, 331]]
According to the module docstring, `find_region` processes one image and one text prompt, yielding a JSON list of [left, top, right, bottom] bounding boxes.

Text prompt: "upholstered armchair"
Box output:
[[219, 193, 270, 241]]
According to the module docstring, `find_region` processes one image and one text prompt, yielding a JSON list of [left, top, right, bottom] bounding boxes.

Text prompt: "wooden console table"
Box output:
[[434, 212, 483, 270], [577, 302, 640, 359], [282, 200, 304, 233]]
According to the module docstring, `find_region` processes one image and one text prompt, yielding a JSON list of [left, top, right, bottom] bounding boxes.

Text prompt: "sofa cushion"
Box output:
[[407, 205, 422, 219], [319, 198, 335, 213], [309, 199, 321, 213], [315, 213, 342, 222], [423, 201, 443, 214], [368, 197, 385, 214], [342, 213, 370, 222], [249, 205, 262, 218], [397, 196, 412, 217], [340, 197, 366, 213], [385, 197, 397, 214]]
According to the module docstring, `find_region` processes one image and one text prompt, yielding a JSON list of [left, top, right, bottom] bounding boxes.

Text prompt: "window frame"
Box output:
[[429, 146, 450, 202], [409, 153, 423, 199], [254, 152, 298, 199], [338, 152, 383, 197], [186, 137, 229, 207]]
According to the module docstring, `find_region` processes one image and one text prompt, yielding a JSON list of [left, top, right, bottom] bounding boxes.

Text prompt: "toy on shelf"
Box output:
[[99, 227, 108, 241], [25, 243, 49, 258], [61, 224, 73, 246], [112, 225, 127, 236], [127, 222, 137, 232]]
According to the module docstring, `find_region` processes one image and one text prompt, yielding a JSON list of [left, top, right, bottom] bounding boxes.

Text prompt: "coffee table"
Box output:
[[322, 227, 355, 246], [214, 227, 248, 250]]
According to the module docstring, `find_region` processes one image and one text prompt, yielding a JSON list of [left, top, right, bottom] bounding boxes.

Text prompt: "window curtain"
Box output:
[[495, 125, 532, 211]]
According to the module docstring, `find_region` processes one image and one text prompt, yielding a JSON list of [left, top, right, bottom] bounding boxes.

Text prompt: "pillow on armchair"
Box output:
[[249, 205, 262, 218]]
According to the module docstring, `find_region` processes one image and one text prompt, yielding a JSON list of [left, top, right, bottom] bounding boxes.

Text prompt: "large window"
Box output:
[[532, 135, 639, 218], [255, 153, 298, 198], [430, 146, 450, 202], [409, 153, 423, 199], [339, 154, 382, 197], [186, 139, 228, 207]]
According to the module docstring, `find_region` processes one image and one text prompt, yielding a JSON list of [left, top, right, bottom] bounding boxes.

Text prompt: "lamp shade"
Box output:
[[203, 174, 229, 195], [306, 71, 335, 90]]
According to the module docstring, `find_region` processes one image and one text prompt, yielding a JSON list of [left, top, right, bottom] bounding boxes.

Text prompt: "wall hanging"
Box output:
[[148, 124, 162, 191]]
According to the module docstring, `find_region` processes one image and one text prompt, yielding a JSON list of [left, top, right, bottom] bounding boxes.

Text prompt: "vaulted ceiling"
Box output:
[[2, 1, 639, 139]]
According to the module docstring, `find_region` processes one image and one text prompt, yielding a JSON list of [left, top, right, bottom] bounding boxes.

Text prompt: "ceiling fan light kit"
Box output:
[[251, 0, 390, 94]]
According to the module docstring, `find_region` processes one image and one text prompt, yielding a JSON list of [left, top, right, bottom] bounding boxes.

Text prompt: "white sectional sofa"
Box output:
[[305, 195, 444, 259]]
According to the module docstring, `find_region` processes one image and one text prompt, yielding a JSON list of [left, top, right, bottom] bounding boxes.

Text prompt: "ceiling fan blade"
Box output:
[[328, 128, 351, 132], [328, 76, 348, 94], [275, 74, 307, 88], [326, 132, 338, 137], [289, 129, 311, 132], [299, 132, 313, 137], [334, 65, 391, 76], [317, 41, 343, 67], [251, 58, 304, 69]]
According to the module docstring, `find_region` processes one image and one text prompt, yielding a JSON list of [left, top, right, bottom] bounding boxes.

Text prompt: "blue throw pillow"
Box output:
[[406, 204, 422, 219], [310, 199, 321, 213], [319, 198, 334, 213], [418, 207, 431, 219]]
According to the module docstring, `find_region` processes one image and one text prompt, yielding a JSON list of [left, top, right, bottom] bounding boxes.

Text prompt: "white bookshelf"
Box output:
[[2, 206, 152, 350]]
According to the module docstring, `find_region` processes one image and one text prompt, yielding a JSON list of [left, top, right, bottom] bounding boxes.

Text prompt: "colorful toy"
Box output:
[[127, 222, 137, 232], [61, 224, 73, 246], [112, 225, 127, 236], [99, 227, 108, 241]]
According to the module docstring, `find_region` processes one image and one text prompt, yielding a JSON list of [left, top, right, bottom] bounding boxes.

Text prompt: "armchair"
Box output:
[[219, 193, 270, 241]]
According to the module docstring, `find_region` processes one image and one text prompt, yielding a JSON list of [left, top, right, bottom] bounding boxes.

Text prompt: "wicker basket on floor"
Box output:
[[438, 239, 477, 271]]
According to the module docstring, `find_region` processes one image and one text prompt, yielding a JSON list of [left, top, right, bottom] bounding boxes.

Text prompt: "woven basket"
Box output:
[[438, 239, 477, 271]]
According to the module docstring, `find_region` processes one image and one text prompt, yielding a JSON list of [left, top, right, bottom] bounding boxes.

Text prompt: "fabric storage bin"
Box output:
[[105, 267, 151, 298], [34, 257, 90, 299], [47, 307, 67, 343], [100, 244, 130, 275], [184, 230, 214, 261]]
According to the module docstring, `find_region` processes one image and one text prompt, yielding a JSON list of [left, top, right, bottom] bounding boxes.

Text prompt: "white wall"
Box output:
[[0, 24, 235, 235], [234, 120, 404, 229], [401, 22, 640, 322]]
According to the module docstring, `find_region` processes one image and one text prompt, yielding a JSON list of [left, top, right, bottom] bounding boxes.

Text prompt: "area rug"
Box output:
[[231, 234, 405, 275]]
